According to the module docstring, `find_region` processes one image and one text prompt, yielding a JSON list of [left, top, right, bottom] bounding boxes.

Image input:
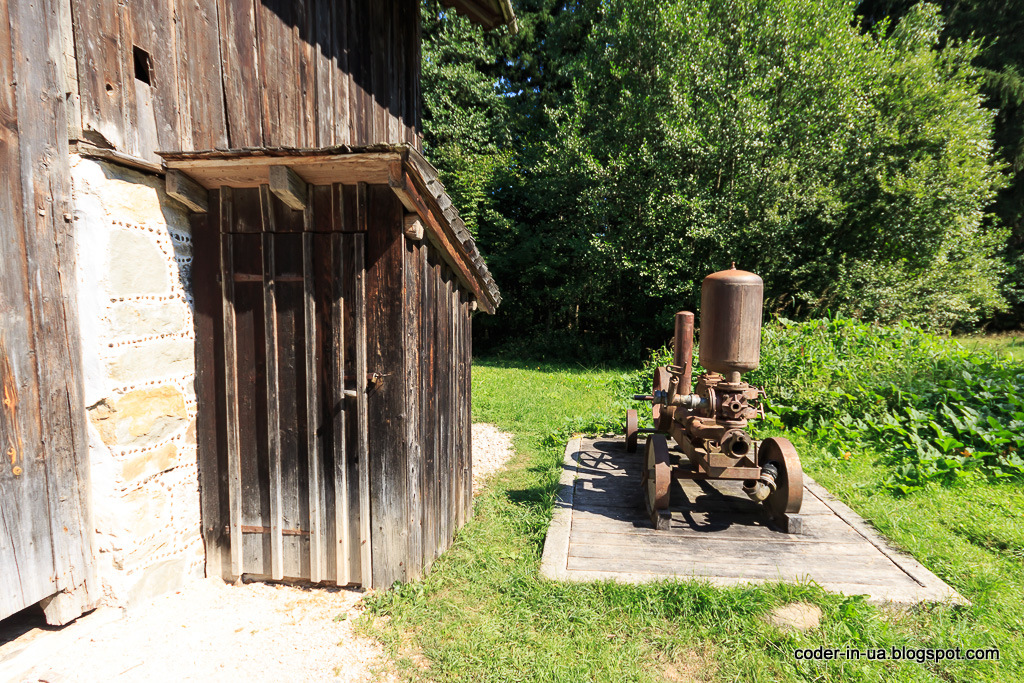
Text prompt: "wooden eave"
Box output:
[[441, 0, 518, 33], [157, 144, 501, 314]]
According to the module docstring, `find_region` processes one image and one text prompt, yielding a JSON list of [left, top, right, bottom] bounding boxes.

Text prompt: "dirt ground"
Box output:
[[1, 423, 514, 683]]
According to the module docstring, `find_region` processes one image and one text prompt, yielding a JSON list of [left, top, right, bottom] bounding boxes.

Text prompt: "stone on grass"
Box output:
[[767, 602, 822, 632]]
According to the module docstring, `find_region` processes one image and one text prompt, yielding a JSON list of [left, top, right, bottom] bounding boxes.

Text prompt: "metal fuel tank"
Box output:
[[698, 265, 763, 382]]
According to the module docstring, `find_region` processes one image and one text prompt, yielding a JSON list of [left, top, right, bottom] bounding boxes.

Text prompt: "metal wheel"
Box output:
[[626, 409, 639, 453], [760, 437, 803, 522], [652, 366, 673, 432], [644, 433, 672, 523]]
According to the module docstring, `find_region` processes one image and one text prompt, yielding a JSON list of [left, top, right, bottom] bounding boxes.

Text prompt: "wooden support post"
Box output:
[[167, 170, 209, 213], [219, 225, 243, 579], [269, 165, 308, 210], [331, 234, 350, 585], [303, 232, 324, 583], [263, 233, 284, 581]]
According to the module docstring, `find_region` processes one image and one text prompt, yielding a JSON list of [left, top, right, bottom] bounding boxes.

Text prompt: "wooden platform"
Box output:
[[540, 437, 964, 605]]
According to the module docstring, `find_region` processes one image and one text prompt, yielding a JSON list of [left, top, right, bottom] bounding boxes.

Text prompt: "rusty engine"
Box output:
[[626, 266, 804, 533]]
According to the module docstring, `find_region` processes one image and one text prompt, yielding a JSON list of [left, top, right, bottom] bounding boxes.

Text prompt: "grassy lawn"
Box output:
[[957, 333, 1024, 363], [363, 356, 1020, 682]]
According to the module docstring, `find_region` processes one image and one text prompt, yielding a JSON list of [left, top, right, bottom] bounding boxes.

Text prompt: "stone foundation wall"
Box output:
[[70, 155, 204, 606]]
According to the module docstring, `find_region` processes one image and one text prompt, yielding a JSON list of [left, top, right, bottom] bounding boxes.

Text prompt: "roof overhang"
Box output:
[[441, 0, 518, 33], [157, 144, 501, 314]]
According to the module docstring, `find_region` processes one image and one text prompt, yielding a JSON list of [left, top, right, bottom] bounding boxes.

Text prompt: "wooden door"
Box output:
[[218, 228, 370, 586]]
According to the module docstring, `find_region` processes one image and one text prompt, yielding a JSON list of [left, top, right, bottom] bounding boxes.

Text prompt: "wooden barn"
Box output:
[[0, 0, 513, 626]]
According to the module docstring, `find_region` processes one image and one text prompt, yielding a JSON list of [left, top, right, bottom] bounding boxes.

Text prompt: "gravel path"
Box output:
[[470, 422, 515, 494], [14, 580, 393, 683], [5, 423, 516, 683]]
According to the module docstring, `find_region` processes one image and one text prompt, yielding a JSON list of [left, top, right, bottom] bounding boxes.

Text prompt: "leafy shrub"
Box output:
[[627, 316, 1024, 492]]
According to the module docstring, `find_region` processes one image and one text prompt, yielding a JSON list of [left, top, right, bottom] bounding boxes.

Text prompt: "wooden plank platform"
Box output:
[[540, 437, 965, 605]]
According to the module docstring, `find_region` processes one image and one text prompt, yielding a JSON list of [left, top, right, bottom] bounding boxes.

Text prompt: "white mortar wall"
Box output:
[[70, 155, 204, 606]]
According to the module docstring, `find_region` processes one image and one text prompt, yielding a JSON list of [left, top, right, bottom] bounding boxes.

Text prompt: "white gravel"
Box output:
[[11, 579, 395, 683], [471, 422, 515, 494], [5, 423, 516, 683]]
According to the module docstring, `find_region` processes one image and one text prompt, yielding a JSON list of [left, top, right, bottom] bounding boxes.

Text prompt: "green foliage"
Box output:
[[420, 1, 510, 237], [422, 0, 1007, 360], [858, 0, 1024, 324], [629, 316, 1024, 493]]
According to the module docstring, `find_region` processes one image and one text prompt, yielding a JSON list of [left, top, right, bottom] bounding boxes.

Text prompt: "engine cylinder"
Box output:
[[699, 266, 763, 379]]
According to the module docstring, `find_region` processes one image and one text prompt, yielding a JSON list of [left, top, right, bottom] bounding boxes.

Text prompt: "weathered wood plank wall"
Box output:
[[195, 182, 471, 587], [0, 0, 97, 624], [70, 0, 421, 161]]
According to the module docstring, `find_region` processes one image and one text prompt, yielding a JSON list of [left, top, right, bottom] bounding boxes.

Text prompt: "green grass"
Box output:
[[957, 332, 1024, 363], [361, 355, 1020, 682]]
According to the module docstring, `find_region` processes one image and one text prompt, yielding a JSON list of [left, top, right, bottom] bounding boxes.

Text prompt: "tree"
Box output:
[[420, 1, 509, 236], [858, 0, 1024, 325], [421, 0, 1007, 361]]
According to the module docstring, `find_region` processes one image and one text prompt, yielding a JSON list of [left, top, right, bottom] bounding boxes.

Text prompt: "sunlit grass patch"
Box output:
[[360, 338, 1020, 682]]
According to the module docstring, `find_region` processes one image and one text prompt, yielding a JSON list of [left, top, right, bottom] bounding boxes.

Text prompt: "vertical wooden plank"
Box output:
[[454, 289, 465, 529], [218, 0, 263, 147], [410, 0, 422, 146], [115, 2, 138, 157], [330, 234, 350, 584], [465, 295, 473, 520], [0, 0, 56, 619], [388, 0, 399, 144], [436, 264, 450, 553], [352, 231, 371, 586], [370, 1, 386, 143], [346, 0, 366, 144], [268, 232, 306, 578], [192, 200, 229, 581], [296, 0, 317, 147], [366, 186, 409, 588], [220, 227, 243, 579], [231, 233, 267, 576], [332, 0, 350, 145], [447, 275, 456, 543], [14, 0, 97, 623], [431, 255, 442, 561], [419, 248, 436, 570], [303, 232, 324, 582], [263, 232, 284, 581], [404, 238, 423, 580], [126, 0, 180, 159], [176, 0, 228, 149], [257, 0, 298, 147], [71, 0, 126, 149], [313, 0, 333, 146]]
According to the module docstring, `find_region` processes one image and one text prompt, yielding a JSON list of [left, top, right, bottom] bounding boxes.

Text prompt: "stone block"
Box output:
[[121, 442, 179, 483], [105, 228, 169, 296], [106, 299, 188, 339], [105, 338, 194, 386], [122, 485, 170, 545], [89, 385, 189, 450]]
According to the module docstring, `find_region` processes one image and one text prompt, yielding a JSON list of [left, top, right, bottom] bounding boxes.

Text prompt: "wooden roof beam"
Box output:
[[269, 165, 308, 210], [166, 169, 209, 213]]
